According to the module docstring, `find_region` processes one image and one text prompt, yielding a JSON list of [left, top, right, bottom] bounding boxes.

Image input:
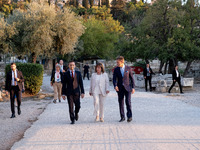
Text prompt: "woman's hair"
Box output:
[[56, 64, 61, 69], [95, 63, 105, 73]]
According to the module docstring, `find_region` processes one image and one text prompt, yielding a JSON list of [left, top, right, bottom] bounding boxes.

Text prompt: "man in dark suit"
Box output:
[[62, 61, 85, 124], [5, 63, 24, 118], [168, 65, 183, 94], [143, 63, 155, 92], [113, 56, 135, 123]]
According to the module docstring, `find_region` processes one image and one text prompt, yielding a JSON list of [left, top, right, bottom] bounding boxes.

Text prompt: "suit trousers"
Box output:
[[117, 86, 132, 119], [145, 76, 152, 91], [53, 82, 62, 100], [169, 79, 183, 93], [93, 94, 106, 119], [67, 93, 80, 122], [10, 86, 21, 115]]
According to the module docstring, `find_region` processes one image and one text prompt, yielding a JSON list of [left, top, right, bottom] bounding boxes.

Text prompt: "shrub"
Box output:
[[133, 61, 146, 69], [5, 63, 43, 95]]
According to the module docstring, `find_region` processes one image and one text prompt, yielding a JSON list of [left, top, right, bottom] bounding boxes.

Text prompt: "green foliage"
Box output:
[[133, 61, 146, 69], [5, 63, 44, 95]]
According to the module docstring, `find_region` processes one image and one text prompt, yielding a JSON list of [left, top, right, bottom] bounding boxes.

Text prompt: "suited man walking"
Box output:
[[113, 56, 135, 123], [143, 63, 155, 92], [62, 61, 85, 124], [5, 63, 24, 118], [168, 65, 183, 94]]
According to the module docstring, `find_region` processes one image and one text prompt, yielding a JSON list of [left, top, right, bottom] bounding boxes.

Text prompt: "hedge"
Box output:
[[5, 63, 44, 95]]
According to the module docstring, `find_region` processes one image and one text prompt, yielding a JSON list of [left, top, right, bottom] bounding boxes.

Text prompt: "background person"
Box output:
[[51, 64, 63, 103], [5, 63, 24, 118], [89, 63, 109, 122], [83, 63, 90, 80], [168, 65, 183, 94], [62, 61, 85, 124], [143, 63, 155, 92]]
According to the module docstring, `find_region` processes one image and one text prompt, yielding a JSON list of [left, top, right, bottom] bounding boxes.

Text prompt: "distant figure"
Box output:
[[89, 63, 110, 122], [51, 64, 63, 103], [59, 60, 65, 73], [83, 63, 90, 80], [113, 56, 135, 123], [143, 63, 155, 92], [62, 61, 85, 124], [5, 63, 24, 118], [168, 65, 183, 94]]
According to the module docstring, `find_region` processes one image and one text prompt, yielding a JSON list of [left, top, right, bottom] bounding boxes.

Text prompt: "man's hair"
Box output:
[[69, 60, 75, 64], [11, 63, 16, 66], [116, 56, 124, 61]]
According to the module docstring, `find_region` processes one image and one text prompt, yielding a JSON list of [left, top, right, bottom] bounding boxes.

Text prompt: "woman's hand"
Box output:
[[50, 82, 53, 86], [106, 91, 110, 94], [89, 93, 92, 96]]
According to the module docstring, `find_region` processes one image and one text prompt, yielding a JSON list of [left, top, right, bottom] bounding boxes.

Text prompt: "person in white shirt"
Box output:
[[59, 60, 65, 73], [168, 65, 183, 94], [51, 64, 63, 103], [89, 63, 110, 122]]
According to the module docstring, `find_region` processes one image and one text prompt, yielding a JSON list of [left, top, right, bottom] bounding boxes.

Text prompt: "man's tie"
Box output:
[[72, 71, 74, 78], [14, 71, 17, 86]]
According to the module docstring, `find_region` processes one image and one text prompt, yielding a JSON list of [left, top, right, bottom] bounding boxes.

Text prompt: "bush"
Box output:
[[133, 61, 146, 69], [5, 63, 43, 95]]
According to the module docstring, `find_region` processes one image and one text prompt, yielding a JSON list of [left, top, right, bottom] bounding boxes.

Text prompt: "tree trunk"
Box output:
[[159, 60, 164, 74], [183, 61, 192, 77], [168, 59, 175, 74], [31, 52, 37, 63], [164, 60, 168, 74]]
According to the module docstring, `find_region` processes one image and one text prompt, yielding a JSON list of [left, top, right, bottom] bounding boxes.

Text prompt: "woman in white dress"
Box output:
[[89, 63, 110, 122]]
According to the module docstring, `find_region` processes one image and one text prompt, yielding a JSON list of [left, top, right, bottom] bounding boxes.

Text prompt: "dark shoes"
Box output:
[[180, 92, 184, 94], [59, 99, 61, 103], [18, 109, 21, 115], [53, 100, 56, 103], [119, 118, 125, 122], [71, 120, 75, 124], [127, 118, 132, 122], [10, 114, 15, 118], [168, 91, 170, 93], [75, 113, 79, 121]]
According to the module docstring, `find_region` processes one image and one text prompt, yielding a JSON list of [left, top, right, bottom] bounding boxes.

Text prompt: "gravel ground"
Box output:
[[0, 74, 53, 150], [11, 80, 200, 150]]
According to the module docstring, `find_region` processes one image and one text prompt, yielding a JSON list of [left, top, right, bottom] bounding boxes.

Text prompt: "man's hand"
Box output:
[[81, 94, 84, 99], [62, 95, 66, 100], [131, 89, 135, 94], [62, 70, 65, 73], [106, 91, 110, 94], [174, 80, 176, 82], [15, 78, 20, 82], [115, 86, 119, 92], [50, 82, 53, 86], [89, 93, 92, 96], [144, 76, 146, 79], [6, 91, 9, 95]]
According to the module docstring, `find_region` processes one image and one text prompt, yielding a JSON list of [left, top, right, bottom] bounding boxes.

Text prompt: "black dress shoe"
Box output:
[[59, 99, 61, 103], [127, 118, 132, 122], [119, 118, 125, 122], [10, 114, 15, 118], [75, 113, 79, 121], [180, 92, 184, 94], [168, 91, 170, 93], [71, 121, 75, 124], [18, 109, 21, 115]]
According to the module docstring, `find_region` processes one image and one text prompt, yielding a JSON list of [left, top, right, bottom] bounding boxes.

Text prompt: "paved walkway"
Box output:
[[12, 80, 200, 150]]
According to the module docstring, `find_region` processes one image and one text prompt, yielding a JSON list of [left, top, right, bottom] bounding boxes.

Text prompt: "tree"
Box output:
[[89, 0, 93, 8], [82, 0, 89, 9], [6, 2, 84, 63]]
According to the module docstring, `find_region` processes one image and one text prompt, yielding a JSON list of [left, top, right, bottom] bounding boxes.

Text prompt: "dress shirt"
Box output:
[[12, 70, 18, 86], [176, 70, 179, 78], [70, 70, 75, 78], [147, 68, 150, 76], [120, 64, 125, 77]]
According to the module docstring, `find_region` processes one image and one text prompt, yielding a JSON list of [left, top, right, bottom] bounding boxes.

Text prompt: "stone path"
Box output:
[[12, 80, 200, 150]]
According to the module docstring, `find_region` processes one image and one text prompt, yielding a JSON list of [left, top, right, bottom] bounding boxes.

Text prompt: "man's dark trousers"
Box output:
[[10, 86, 21, 115]]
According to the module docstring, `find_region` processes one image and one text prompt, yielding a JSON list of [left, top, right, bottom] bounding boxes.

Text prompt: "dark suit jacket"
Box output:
[[113, 65, 135, 92], [62, 70, 84, 96], [50, 70, 63, 83], [143, 67, 154, 78], [172, 69, 181, 81], [5, 70, 24, 92]]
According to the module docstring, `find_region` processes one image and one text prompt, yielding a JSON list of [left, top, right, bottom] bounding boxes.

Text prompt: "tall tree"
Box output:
[[82, 0, 89, 9]]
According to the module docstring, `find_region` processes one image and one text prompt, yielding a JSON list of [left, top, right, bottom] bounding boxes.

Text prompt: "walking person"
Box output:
[[51, 64, 63, 103], [113, 56, 135, 123], [143, 63, 155, 92], [59, 60, 66, 73], [5, 63, 24, 118], [89, 63, 110, 122], [83, 63, 90, 80], [62, 61, 85, 124], [168, 65, 183, 94]]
